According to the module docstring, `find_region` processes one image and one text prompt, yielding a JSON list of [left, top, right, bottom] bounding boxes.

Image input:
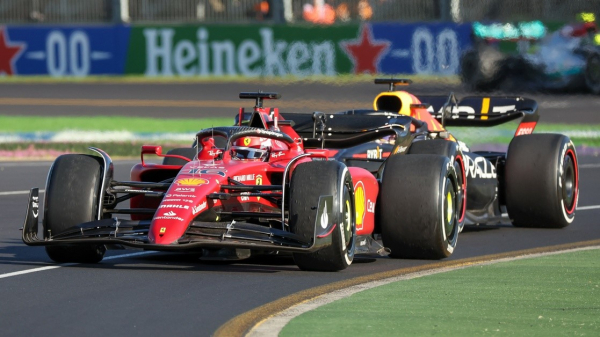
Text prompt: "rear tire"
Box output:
[[44, 154, 106, 263], [584, 54, 600, 94], [162, 148, 196, 166], [289, 161, 355, 271], [505, 134, 578, 228], [379, 154, 459, 259]]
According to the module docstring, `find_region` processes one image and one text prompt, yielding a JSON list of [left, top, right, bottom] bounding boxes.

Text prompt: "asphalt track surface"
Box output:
[[0, 82, 600, 336], [1, 81, 600, 124]]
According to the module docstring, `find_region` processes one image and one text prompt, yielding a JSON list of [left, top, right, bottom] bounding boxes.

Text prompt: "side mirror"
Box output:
[[141, 145, 162, 156]]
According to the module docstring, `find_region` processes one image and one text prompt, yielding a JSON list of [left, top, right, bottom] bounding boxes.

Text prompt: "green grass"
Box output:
[[0, 116, 231, 133], [281, 249, 600, 336]]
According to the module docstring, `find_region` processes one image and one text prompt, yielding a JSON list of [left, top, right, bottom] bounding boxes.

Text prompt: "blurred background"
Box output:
[[0, 0, 599, 24], [0, 0, 599, 159]]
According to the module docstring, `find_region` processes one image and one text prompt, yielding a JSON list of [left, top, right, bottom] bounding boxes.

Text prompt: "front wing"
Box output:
[[22, 188, 325, 253]]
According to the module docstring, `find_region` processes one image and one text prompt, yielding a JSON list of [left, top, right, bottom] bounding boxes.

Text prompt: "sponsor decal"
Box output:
[[155, 216, 184, 221], [159, 227, 166, 234], [320, 201, 328, 228], [163, 198, 194, 203], [256, 129, 283, 138], [175, 178, 208, 186], [394, 145, 407, 154], [190, 169, 226, 177], [240, 192, 250, 202], [367, 199, 375, 213], [31, 195, 39, 218], [515, 121, 536, 136], [271, 151, 285, 158], [192, 201, 207, 215], [367, 146, 383, 159], [208, 149, 222, 156], [354, 181, 366, 230], [464, 155, 497, 179], [243, 137, 251, 146], [175, 187, 195, 192], [155, 210, 185, 221], [233, 174, 255, 182], [140, 27, 336, 77], [159, 204, 189, 209], [166, 193, 195, 198]]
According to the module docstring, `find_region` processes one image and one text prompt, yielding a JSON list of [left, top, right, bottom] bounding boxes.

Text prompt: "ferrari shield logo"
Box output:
[[243, 137, 251, 146]]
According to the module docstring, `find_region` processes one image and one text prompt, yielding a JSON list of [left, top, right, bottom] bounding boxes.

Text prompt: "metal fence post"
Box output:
[[439, 0, 451, 22], [112, 0, 130, 23], [271, 0, 285, 24]]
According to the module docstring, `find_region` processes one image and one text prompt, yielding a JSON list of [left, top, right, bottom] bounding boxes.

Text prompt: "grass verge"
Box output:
[[281, 248, 600, 336]]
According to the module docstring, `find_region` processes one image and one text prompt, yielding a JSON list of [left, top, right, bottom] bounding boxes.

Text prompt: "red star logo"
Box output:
[[341, 25, 389, 74], [0, 27, 24, 75]]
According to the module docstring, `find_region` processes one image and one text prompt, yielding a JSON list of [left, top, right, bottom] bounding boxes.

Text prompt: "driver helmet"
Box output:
[[231, 137, 270, 161]]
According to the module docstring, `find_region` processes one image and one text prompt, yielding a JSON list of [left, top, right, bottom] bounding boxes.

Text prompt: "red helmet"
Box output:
[[231, 137, 270, 161]]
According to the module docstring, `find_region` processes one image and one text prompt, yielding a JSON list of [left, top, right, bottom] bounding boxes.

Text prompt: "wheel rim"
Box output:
[[562, 152, 576, 214], [443, 177, 457, 241]]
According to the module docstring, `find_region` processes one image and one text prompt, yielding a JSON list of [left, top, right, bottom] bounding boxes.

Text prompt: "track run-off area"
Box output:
[[0, 81, 599, 335]]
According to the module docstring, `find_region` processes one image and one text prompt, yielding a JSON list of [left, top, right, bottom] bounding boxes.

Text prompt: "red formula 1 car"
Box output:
[[22, 86, 578, 271]]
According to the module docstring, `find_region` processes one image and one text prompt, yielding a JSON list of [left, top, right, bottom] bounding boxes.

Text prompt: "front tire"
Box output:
[[379, 154, 459, 259], [44, 154, 106, 263], [505, 134, 578, 228], [289, 161, 355, 271]]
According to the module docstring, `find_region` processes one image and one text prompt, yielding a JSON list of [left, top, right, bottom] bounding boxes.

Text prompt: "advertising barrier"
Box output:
[[0, 23, 471, 77]]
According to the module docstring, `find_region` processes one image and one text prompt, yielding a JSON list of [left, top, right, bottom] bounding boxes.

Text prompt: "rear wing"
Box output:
[[418, 94, 539, 136]]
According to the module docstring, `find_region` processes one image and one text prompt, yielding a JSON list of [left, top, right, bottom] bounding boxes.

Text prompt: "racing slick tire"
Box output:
[[407, 140, 466, 232], [162, 148, 196, 166], [505, 134, 578, 228], [379, 154, 459, 259], [584, 53, 600, 94], [44, 154, 106, 263], [289, 161, 356, 271]]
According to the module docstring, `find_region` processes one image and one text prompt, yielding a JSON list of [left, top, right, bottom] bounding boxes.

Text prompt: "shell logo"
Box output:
[[175, 178, 209, 186], [354, 181, 366, 230]]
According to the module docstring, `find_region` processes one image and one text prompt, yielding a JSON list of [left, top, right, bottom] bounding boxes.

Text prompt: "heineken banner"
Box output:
[[1, 23, 471, 77]]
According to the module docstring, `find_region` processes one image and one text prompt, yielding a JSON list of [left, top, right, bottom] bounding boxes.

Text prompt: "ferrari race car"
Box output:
[[22, 85, 578, 271]]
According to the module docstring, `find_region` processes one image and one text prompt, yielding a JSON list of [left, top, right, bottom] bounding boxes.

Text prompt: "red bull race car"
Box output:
[[22, 84, 578, 271]]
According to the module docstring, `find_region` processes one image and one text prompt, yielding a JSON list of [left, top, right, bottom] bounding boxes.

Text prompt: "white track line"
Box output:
[[578, 205, 600, 211], [580, 163, 600, 169], [0, 190, 45, 196], [0, 251, 156, 279]]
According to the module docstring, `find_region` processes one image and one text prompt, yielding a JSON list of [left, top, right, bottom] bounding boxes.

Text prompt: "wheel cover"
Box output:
[[443, 178, 457, 241]]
